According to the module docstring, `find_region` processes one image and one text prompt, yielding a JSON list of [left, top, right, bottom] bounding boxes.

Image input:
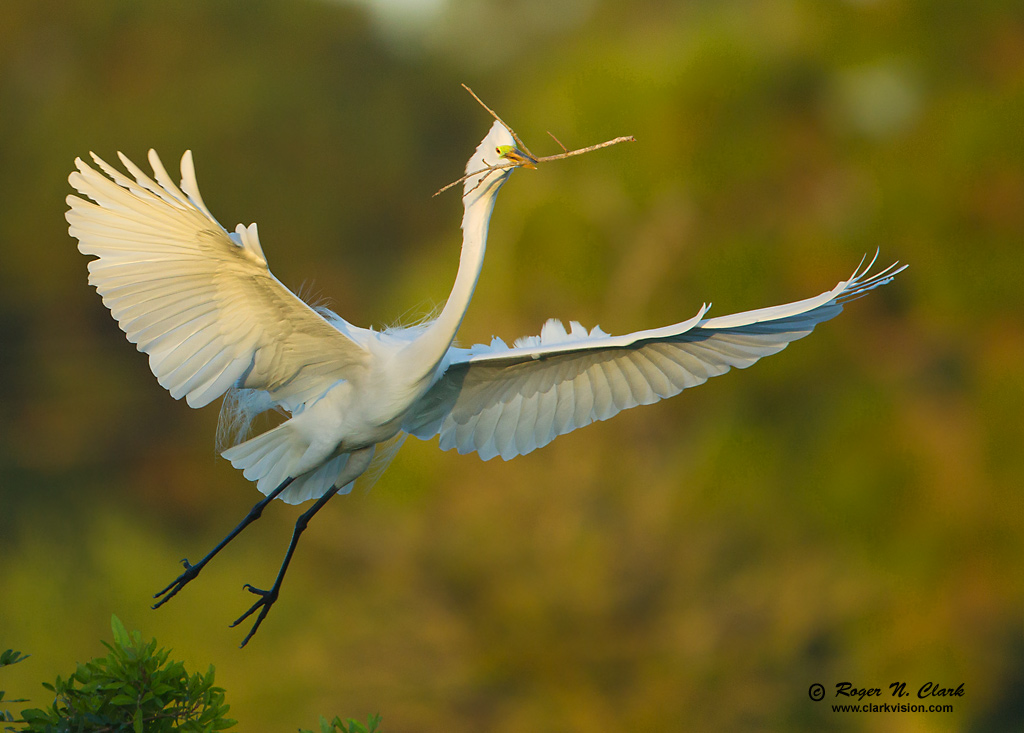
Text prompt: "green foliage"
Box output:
[[3, 630, 380, 733], [12, 617, 235, 733], [299, 713, 382, 733], [2, 650, 30, 724], [0, 652, 29, 669]]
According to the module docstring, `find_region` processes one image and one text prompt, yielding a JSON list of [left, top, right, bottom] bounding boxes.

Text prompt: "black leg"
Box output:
[[231, 484, 341, 647], [152, 477, 295, 609]]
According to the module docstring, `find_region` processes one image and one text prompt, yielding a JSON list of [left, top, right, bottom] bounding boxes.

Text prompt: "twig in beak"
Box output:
[[433, 87, 635, 197]]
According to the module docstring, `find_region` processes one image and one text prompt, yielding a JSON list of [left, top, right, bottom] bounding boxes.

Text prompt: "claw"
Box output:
[[231, 584, 280, 647], [152, 558, 203, 609]]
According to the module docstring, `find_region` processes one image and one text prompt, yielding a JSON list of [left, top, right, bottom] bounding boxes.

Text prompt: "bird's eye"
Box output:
[[495, 147, 502, 154]]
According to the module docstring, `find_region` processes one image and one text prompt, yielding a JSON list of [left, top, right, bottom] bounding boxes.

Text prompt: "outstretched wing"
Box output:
[[405, 256, 905, 460], [67, 150, 368, 410]]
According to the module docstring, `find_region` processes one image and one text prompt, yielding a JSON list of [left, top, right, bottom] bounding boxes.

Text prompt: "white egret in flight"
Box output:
[[67, 119, 904, 645]]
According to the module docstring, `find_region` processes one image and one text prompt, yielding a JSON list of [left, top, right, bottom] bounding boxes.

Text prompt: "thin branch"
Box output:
[[433, 88, 636, 197], [535, 136, 636, 163], [547, 130, 569, 153], [461, 84, 534, 158], [433, 161, 518, 198]]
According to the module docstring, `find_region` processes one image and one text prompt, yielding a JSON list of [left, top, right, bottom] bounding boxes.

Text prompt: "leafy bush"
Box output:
[[7, 617, 234, 733], [3, 620, 381, 732], [299, 713, 382, 733]]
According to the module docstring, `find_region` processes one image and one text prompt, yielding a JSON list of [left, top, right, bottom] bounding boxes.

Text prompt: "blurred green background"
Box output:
[[2, 0, 1022, 730]]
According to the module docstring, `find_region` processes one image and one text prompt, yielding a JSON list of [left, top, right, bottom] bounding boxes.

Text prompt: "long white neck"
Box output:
[[402, 122, 515, 375]]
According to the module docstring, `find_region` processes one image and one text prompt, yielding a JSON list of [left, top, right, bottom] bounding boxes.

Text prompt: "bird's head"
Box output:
[[463, 121, 537, 199], [495, 144, 537, 169]]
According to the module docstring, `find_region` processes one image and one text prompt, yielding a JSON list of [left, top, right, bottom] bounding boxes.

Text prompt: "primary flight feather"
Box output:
[[67, 119, 905, 645]]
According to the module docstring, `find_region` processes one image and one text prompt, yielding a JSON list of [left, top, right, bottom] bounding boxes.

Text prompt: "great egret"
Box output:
[[67, 120, 904, 645]]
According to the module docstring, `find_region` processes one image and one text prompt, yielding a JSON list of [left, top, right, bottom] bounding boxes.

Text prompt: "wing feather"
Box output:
[[572, 369, 595, 428], [68, 150, 368, 410], [405, 257, 905, 460], [554, 375, 576, 435]]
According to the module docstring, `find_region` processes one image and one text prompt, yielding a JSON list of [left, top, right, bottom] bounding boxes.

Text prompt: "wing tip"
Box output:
[[838, 253, 908, 303]]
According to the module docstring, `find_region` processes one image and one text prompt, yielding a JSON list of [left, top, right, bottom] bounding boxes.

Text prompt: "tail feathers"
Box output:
[[352, 432, 407, 495], [222, 423, 355, 505], [282, 454, 354, 505]]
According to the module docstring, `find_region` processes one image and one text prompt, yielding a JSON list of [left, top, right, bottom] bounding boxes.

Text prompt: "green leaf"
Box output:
[[0, 650, 29, 668], [19, 708, 47, 722], [111, 615, 131, 649]]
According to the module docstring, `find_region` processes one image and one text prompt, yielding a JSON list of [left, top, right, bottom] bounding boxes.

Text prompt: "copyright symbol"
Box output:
[[808, 683, 825, 702]]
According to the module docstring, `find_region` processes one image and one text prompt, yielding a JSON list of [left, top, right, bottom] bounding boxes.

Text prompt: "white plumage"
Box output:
[[66, 120, 905, 644], [406, 254, 902, 461]]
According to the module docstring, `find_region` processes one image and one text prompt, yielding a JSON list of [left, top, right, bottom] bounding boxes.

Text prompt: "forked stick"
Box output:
[[433, 85, 635, 197]]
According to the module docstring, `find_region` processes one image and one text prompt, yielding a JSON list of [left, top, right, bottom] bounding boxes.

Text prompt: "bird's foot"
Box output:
[[230, 583, 280, 647], [152, 558, 202, 609]]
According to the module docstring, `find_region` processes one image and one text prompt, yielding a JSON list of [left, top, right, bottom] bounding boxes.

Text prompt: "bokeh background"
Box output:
[[2, 0, 1022, 730]]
